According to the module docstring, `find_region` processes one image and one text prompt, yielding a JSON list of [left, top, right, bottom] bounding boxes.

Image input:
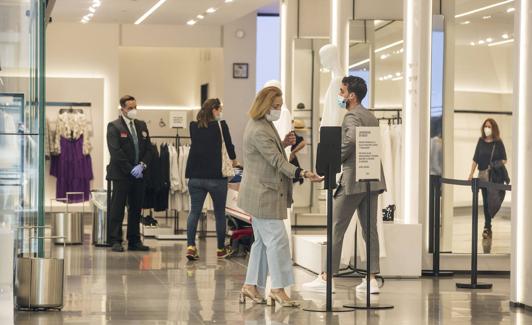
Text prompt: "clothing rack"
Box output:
[[454, 109, 512, 116], [147, 129, 191, 239], [369, 108, 403, 125]]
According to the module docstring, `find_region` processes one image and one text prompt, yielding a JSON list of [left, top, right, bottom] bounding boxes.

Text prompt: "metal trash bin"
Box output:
[[51, 193, 85, 245], [91, 189, 109, 247], [15, 226, 64, 310]]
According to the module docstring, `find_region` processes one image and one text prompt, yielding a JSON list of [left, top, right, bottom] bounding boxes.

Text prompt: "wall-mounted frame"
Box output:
[[233, 63, 249, 79]]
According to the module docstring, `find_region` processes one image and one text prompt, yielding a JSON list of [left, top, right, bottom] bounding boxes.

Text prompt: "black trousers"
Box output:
[[481, 188, 492, 229], [108, 178, 146, 245]]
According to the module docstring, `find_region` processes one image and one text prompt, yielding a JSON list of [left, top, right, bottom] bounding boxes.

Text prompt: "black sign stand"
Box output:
[[303, 127, 353, 313]]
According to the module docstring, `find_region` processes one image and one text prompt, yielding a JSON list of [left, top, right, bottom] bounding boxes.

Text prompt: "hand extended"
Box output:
[[131, 164, 144, 179], [305, 171, 324, 183], [282, 132, 296, 147]]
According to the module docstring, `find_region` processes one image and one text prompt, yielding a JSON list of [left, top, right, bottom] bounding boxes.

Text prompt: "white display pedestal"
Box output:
[[293, 223, 422, 277]]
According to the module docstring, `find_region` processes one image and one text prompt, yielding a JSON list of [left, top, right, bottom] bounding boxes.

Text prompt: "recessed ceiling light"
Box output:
[[81, 20, 88, 24], [470, 41, 476, 46], [486, 38, 493, 42], [92, 1, 101, 8], [135, 0, 168, 25], [455, 0, 514, 18], [502, 33, 509, 39], [461, 21, 471, 25], [395, 72, 401, 77], [225, 0, 234, 3], [89, 7, 96, 13], [507, 7, 515, 13], [197, 14, 204, 19], [187, 20, 196, 26], [478, 40, 485, 44], [375, 40, 404, 53], [86, 13, 94, 18], [206, 7, 217, 14], [482, 15, 492, 19]]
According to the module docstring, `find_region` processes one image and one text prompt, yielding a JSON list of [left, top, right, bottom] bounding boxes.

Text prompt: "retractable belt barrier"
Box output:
[[431, 177, 512, 289]]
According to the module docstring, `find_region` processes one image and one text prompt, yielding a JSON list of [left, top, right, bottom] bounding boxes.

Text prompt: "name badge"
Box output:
[[142, 131, 148, 138], [120, 131, 128, 138]]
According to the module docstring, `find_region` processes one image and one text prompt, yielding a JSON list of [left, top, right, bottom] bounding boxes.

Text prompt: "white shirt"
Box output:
[[121, 115, 137, 139]]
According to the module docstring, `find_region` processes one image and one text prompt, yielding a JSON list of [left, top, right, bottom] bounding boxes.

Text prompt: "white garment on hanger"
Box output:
[[390, 125, 403, 222]]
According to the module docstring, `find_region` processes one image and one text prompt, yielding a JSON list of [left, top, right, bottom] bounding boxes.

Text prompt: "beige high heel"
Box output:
[[239, 287, 267, 304], [267, 291, 300, 308]]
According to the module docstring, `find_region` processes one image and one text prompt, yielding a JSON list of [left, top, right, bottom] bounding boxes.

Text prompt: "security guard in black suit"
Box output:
[[106, 95, 153, 252]]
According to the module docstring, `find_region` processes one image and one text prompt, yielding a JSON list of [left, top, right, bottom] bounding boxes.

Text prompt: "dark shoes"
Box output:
[[128, 242, 150, 251], [482, 228, 492, 240], [112, 243, 125, 252], [111, 242, 150, 252]]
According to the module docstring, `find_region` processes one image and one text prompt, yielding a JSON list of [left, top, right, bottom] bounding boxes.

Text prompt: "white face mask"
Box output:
[[266, 108, 281, 122], [123, 108, 137, 120], [214, 112, 223, 121], [484, 127, 492, 137]]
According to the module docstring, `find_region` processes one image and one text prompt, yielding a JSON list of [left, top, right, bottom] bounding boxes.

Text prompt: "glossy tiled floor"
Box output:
[[13, 232, 532, 325]]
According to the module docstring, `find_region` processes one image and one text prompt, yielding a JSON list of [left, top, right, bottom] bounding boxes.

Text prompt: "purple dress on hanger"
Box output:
[[50, 135, 93, 203]]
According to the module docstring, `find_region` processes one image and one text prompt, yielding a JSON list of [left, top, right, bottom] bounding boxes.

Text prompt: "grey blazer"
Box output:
[[238, 118, 298, 219], [338, 105, 386, 195]]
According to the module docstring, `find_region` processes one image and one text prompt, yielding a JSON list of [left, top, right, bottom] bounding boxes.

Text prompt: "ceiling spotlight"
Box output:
[[187, 20, 196, 26], [92, 1, 101, 8], [197, 14, 204, 19], [470, 41, 476, 46], [478, 40, 485, 44], [395, 72, 401, 77], [486, 38, 493, 42], [482, 15, 492, 19], [86, 13, 94, 18], [81, 20, 88, 24], [225, 0, 234, 3], [206, 7, 217, 14], [502, 33, 509, 39], [89, 7, 96, 13], [461, 21, 471, 25], [507, 7, 515, 13]]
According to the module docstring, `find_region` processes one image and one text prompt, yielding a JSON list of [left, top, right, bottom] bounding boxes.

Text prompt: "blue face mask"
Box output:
[[337, 95, 348, 109]]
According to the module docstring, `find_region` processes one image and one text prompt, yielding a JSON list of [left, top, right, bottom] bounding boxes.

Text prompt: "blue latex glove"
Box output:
[[131, 164, 144, 179]]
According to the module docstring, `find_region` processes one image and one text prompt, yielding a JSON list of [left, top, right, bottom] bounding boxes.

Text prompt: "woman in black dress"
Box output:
[[467, 118, 507, 240]]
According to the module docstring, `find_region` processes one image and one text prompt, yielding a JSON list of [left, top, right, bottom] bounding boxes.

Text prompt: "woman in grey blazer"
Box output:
[[238, 86, 322, 308]]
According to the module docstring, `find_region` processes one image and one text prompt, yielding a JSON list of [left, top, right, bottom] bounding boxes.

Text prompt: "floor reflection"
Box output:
[[11, 228, 532, 325]]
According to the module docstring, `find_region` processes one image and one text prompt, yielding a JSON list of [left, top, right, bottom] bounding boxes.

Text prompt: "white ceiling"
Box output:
[[51, 0, 278, 25]]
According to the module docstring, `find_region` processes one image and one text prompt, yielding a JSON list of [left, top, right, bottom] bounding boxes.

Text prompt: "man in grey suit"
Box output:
[[303, 76, 386, 294]]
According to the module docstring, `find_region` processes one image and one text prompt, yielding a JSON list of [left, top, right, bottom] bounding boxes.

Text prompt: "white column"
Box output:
[[511, 0, 532, 307], [401, 0, 432, 225], [280, 0, 297, 110], [331, 0, 350, 74]]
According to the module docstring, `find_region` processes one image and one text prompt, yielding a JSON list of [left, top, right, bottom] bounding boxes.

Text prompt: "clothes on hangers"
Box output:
[[49, 110, 93, 202]]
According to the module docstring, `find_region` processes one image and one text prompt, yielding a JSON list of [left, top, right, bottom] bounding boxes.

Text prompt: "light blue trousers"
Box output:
[[244, 217, 295, 289]]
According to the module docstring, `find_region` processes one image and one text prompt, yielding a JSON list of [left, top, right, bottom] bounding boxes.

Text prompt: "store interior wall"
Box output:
[[222, 12, 257, 161]]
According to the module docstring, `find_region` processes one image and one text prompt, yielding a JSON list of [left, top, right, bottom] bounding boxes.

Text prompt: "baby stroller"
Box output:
[[227, 215, 253, 258]]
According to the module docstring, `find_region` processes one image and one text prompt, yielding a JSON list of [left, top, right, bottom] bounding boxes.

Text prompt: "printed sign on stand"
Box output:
[[355, 126, 381, 181], [169, 111, 188, 129]]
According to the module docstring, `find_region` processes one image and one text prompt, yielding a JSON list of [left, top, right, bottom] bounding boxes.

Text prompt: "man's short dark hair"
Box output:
[[341, 76, 367, 103], [120, 95, 136, 108]]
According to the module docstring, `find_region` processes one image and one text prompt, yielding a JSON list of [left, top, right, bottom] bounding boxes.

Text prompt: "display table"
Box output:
[[293, 223, 422, 277]]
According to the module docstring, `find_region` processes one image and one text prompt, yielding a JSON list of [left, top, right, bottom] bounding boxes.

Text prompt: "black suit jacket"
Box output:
[[106, 116, 153, 181]]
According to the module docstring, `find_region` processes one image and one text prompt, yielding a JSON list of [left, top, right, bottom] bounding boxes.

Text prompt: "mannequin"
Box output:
[[319, 44, 346, 127], [262, 80, 294, 255]]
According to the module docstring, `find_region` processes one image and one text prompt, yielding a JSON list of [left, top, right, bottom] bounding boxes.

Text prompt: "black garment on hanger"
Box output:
[[154, 143, 170, 212], [143, 144, 160, 209]]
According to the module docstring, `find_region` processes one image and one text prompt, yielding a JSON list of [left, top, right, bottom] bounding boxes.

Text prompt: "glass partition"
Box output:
[[0, 0, 45, 263]]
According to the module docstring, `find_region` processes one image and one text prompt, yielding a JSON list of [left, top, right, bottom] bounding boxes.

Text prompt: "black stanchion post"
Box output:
[[344, 180, 393, 310], [106, 179, 112, 245], [304, 127, 353, 313], [423, 176, 453, 277], [456, 178, 492, 289]]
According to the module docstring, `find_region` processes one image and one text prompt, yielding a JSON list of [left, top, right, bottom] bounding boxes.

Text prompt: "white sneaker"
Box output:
[[302, 275, 334, 292], [355, 278, 380, 294]]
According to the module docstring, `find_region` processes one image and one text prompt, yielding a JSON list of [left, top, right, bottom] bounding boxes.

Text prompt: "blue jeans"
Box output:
[[187, 178, 228, 249]]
